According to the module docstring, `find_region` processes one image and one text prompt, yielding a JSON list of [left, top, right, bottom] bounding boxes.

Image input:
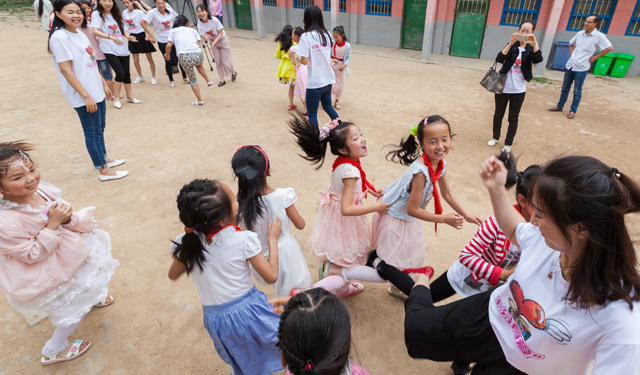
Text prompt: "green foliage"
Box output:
[[531, 77, 553, 85], [0, 0, 32, 13]]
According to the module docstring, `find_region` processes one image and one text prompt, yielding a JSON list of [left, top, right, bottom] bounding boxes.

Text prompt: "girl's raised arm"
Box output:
[[438, 171, 482, 225]]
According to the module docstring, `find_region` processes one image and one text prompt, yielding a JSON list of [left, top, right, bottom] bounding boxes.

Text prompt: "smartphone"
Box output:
[[515, 34, 528, 42]]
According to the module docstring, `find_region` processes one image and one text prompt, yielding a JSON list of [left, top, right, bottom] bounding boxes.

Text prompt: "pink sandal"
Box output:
[[337, 282, 364, 299]]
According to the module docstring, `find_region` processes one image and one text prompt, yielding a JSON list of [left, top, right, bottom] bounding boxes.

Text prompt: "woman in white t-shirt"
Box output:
[[122, 0, 157, 84], [47, 0, 128, 181], [489, 20, 543, 152], [140, 0, 186, 87], [165, 16, 213, 107], [384, 155, 640, 374], [91, 0, 142, 109], [196, 4, 237, 87], [295, 5, 339, 128]]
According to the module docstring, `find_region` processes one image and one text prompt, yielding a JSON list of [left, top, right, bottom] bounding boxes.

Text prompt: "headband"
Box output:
[[319, 119, 340, 141], [410, 117, 429, 137], [234, 145, 269, 179], [0, 151, 30, 174]]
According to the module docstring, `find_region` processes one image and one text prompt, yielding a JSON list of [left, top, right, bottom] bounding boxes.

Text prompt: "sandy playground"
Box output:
[[1, 11, 640, 375]]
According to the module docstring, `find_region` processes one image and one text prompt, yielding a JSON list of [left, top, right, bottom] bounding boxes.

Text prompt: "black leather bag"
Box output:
[[480, 62, 507, 94]]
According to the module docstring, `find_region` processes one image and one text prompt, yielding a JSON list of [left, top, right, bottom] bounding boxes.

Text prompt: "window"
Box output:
[[325, 0, 347, 12], [294, 0, 314, 8], [567, 0, 618, 33], [366, 0, 392, 15], [500, 0, 541, 27], [627, 0, 640, 36], [263, 0, 277, 6]]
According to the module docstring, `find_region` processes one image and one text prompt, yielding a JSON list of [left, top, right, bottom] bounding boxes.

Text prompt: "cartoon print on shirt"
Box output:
[[108, 23, 122, 37], [85, 46, 96, 63], [125, 18, 136, 30], [511, 57, 522, 74], [161, 20, 172, 31]]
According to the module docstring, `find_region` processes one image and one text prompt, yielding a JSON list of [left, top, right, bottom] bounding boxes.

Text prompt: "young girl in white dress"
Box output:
[[232, 145, 312, 298]]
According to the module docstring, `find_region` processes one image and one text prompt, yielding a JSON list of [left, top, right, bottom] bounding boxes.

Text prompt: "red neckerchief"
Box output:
[[332, 40, 346, 60], [206, 224, 241, 241], [332, 156, 375, 194], [422, 153, 445, 233]]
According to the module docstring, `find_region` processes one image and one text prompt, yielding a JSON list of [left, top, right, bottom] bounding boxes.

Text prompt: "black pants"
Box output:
[[381, 263, 456, 303], [103, 54, 131, 84], [157, 42, 186, 82], [493, 92, 526, 146]]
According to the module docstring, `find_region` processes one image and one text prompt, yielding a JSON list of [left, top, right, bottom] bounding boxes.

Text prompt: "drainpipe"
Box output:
[[421, 0, 438, 60], [536, 0, 565, 76]]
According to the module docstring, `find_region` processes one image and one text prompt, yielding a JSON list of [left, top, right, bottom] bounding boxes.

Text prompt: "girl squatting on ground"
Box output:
[[0, 143, 119, 366]]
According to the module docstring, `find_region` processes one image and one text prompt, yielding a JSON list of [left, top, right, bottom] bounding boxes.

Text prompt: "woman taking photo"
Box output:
[[91, 0, 142, 109], [48, 0, 128, 181], [488, 20, 542, 152], [122, 0, 157, 85], [296, 4, 338, 128], [196, 4, 237, 87]]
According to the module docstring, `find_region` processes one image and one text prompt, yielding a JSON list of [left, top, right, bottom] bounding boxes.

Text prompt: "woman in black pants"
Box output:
[[488, 20, 542, 152]]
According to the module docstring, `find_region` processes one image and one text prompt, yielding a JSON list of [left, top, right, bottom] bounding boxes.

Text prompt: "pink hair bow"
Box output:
[[318, 119, 340, 141]]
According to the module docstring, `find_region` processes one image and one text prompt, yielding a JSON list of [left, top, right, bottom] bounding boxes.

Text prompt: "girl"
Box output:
[[196, 4, 237, 87], [91, 0, 142, 109], [330, 26, 350, 110], [0, 142, 119, 365], [169, 179, 284, 375], [79, 0, 115, 101], [289, 115, 389, 298], [378, 155, 640, 374], [140, 0, 186, 87], [488, 20, 542, 152], [275, 25, 297, 111], [296, 5, 338, 127], [290, 27, 307, 116], [232, 145, 312, 297], [48, 0, 128, 181], [374, 116, 481, 298], [34, 0, 54, 31], [121, 0, 157, 85], [165, 16, 214, 107], [269, 289, 370, 375]]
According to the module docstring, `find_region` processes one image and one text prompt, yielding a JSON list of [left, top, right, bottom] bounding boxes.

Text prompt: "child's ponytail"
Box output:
[[275, 24, 294, 53], [385, 115, 452, 166], [288, 113, 353, 169], [232, 146, 270, 231], [172, 179, 233, 274], [496, 149, 543, 200]]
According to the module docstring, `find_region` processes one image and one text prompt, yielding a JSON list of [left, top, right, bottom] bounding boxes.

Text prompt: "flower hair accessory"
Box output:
[[319, 119, 340, 141], [0, 151, 30, 174]]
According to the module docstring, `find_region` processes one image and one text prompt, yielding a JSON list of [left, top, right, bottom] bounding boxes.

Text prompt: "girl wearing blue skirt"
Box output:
[[169, 179, 284, 375]]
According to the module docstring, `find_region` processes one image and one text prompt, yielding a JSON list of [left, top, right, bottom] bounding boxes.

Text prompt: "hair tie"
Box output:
[[235, 145, 269, 178], [423, 117, 429, 125], [319, 119, 340, 141], [611, 167, 620, 178], [184, 227, 194, 234], [302, 359, 317, 375], [410, 124, 419, 137]]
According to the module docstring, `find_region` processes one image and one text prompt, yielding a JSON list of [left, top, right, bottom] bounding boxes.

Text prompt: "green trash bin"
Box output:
[[592, 53, 616, 76], [610, 53, 636, 78]]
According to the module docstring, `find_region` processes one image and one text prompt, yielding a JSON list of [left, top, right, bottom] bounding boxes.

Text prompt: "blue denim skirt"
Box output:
[[203, 286, 283, 375]]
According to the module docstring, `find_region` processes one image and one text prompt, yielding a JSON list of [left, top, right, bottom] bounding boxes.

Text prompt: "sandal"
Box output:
[[318, 262, 331, 281], [334, 103, 342, 110], [288, 105, 297, 111], [191, 101, 204, 107], [388, 285, 407, 301], [231, 72, 237, 81], [41, 340, 91, 366], [94, 295, 114, 308], [218, 80, 226, 87], [403, 266, 435, 279], [207, 82, 214, 88], [301, 112, 307, 116], [337, 282, 364, 299]]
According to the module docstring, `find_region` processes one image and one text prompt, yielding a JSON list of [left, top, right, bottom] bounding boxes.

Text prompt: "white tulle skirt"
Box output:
[[7, 229, 119, 327]]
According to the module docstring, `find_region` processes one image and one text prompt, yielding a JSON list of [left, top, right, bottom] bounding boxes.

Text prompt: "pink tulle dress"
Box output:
[[309, 164, 370, 268], [290, 45, 307, 101]]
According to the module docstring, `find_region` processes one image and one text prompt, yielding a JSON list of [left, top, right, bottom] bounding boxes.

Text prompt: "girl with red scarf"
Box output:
[[375, 115, 482, 299], [331, 26, 350, 110], [289, 115, 389, 298]]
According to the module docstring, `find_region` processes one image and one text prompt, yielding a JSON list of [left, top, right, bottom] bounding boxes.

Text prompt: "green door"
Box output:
[[401, 0, 428, 50], [450, 0, 489, 58], [234, 0, 252, 30]]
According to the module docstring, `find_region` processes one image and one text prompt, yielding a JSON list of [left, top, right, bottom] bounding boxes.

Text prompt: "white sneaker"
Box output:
[[151, 77, 157, 85], [127, 98, 142, 104], [114, 101, 122, 109], [487, 139, 498, 147], [502, 146, 512, 153], [169, 82, 176, 88], [133, 76, 145, 84], [106, 159, 125, 168], [99, 170, 129, 181]]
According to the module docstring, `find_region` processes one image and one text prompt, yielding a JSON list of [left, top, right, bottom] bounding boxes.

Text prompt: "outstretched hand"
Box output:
[[267, 296, 291, 313]]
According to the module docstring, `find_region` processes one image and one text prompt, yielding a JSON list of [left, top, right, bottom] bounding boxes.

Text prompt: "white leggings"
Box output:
[[41, 316, 85, 357], [313, 265, 385, 293]]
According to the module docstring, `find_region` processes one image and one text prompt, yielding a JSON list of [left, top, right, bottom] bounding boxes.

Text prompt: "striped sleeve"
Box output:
[[458, 216, 503, 286]]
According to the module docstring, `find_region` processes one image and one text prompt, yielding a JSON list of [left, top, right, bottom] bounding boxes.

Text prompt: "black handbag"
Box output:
[[480, 62, 507, 94]]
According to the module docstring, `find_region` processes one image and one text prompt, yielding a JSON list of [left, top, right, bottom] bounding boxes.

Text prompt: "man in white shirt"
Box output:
[[548, 14, 612, 119]]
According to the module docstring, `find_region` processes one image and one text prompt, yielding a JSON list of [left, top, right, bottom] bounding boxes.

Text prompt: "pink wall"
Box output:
[[435, 0, 456, 22], [535, 0, 553, 29], [608, 0, 634, 35], [486, 0, 503, 25]]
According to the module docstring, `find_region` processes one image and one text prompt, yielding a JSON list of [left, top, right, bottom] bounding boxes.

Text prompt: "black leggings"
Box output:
[[157, 42, 186, 82], [378, 261, 456, 303], [103, 54, 131, 84], [493, 92, 526, 146]]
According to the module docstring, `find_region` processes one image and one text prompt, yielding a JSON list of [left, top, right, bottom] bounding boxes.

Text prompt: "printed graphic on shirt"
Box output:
[[108, 23, 122, 38], [83, 45, 97, 67], [125, 18, 136, 30], [510, 57, 522, 74], [206, 29, 214, 35], [496, 280, 573, 360], [160, 20, 172, 32]]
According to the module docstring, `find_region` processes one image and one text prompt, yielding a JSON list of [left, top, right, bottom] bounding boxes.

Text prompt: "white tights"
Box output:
[[41, 320, 82, 357], [312, 265, 385, 294]]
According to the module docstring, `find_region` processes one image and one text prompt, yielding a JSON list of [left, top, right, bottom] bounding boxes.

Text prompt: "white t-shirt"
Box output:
[[142, 8, 178, 43], [49, 29, 106, 108], [90, 11, 130, 56], [503, 47, 527, 94], [168, 26, 201, 55], [296, 30, 335, 89], [197, 17, 225, 39], [566, 29, 613, 72], [122, 8, 145, 35], [171, 227, 261, 306], [488, 222, 640, 375]]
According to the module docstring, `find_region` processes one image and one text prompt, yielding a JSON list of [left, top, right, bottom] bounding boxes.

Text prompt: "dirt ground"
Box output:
[[1, 12, 640, 375]]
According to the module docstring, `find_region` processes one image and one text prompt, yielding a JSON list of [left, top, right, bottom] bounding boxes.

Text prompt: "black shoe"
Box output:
[[365, 249, 378, 268], [231, 72, 237, 81], [218, 80, 226, 87], [451, 361, 472, 375]]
